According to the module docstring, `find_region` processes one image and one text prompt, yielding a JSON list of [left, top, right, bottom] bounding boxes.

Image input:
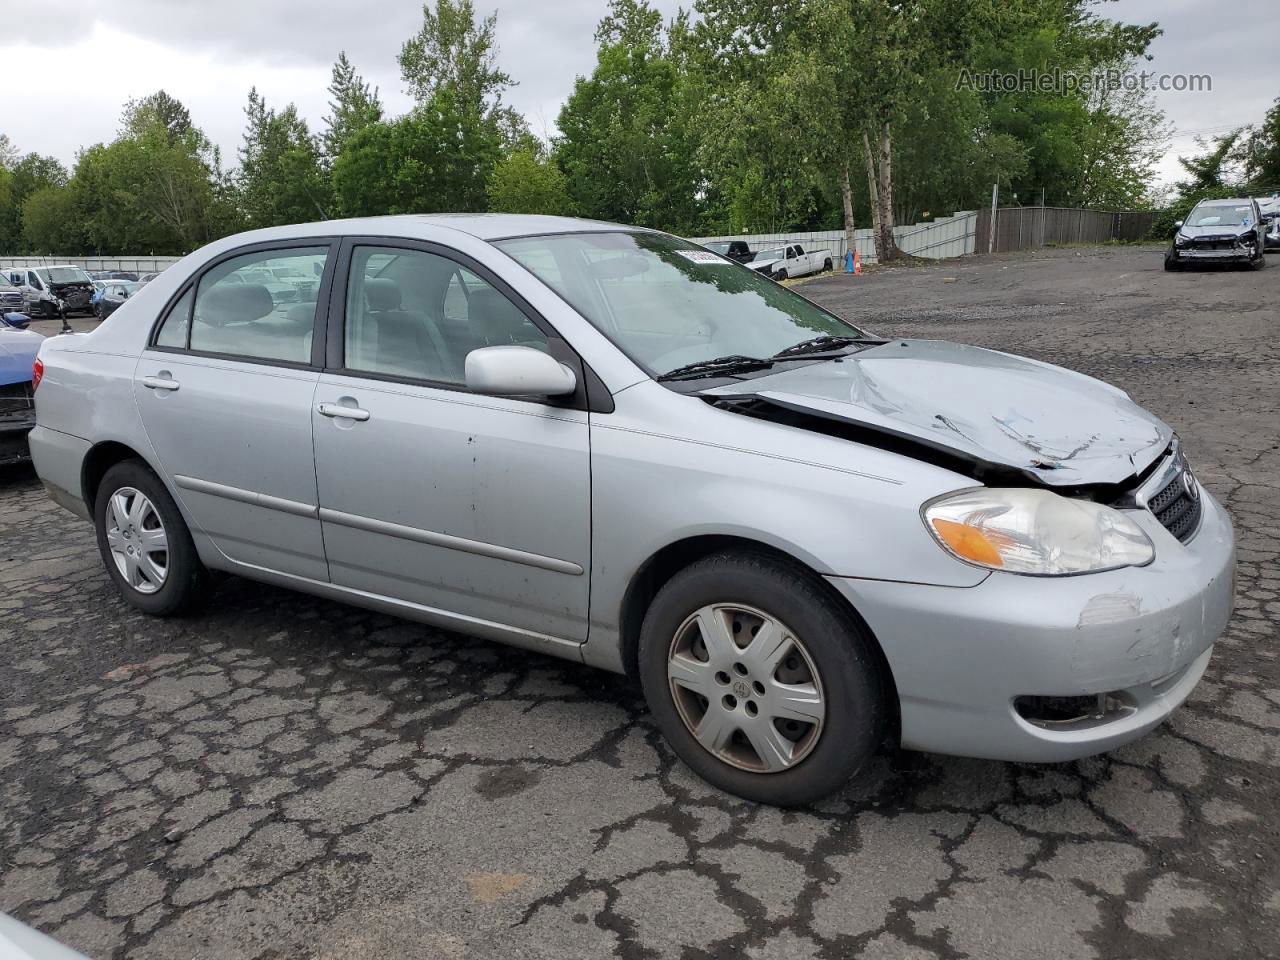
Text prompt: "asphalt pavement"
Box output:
[[2, 245, 1277, 959]]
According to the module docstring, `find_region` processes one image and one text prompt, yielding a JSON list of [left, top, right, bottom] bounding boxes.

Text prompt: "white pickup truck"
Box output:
[[747, 241, 834, 280]]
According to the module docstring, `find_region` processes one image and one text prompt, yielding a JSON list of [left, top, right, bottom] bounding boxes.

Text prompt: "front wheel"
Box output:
[[639, 552, 885, 806], [94, 460, 210, 616], [1163, 250, 1181, 272], [774, 269, 788, 282]]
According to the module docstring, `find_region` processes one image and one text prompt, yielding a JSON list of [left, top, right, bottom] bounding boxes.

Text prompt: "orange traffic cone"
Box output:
[[853, 250, 862, 275]]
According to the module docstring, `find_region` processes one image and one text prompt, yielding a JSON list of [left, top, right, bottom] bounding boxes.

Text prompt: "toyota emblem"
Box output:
[[1182, 467, 1199, 501]]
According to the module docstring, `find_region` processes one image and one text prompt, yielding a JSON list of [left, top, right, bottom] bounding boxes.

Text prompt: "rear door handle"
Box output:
[[316, 402, 370, 422], [141, 375, 180, 391]]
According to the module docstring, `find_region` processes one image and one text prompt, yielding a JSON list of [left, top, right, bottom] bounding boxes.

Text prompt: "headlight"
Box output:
[[1174, 232, 1191, 247], [923, 488, 1154, 575]]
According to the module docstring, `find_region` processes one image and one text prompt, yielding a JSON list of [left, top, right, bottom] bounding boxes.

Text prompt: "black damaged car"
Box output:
[[1165, 198, 1267, 271]]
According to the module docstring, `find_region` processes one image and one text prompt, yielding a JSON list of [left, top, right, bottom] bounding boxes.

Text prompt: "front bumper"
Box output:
[[1173, 244, 1257, 263], [828, 486, 1236, 763]]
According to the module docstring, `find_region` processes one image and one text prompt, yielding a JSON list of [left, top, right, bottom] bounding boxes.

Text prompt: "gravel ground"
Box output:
[[2, 245, 1278, 959]]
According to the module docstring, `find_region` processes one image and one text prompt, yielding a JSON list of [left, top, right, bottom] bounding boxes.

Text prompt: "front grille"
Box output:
[[1187, 238, 1237, 251], [0, 381, 34, 418], [1148, 469, 1202, 542], [0, 291, 21, 309]]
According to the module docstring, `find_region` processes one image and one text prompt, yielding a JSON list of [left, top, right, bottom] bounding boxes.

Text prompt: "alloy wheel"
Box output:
[[667, 603, 825, 773], [104, 487, 169, 594]]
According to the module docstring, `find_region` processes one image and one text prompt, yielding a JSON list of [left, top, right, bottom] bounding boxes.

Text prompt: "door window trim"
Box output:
[[326, 237, 609, 413], [146, 238, 339, 371]]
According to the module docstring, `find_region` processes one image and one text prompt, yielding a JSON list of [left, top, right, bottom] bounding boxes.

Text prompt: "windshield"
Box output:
[[46, 267, 90, 284], [1187, 204, 1253, 227], [496, 231, 866, 378], [704, 242, 731, 254], [756, 248, 785, 261]]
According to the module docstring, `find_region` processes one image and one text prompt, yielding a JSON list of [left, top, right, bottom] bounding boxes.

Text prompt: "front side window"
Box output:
[[185, 247, 328, 363], [496, 231, 864, 378], [343, 246, 550, 385]]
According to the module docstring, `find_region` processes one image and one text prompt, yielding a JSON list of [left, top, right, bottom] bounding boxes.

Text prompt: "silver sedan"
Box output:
[[28, 215, 1235, 805]]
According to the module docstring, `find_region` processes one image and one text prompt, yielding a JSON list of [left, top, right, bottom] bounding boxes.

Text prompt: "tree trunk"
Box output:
[[875, 123, 901, 261], [839, 161, 856, 267], [862, 131, 882, 252]]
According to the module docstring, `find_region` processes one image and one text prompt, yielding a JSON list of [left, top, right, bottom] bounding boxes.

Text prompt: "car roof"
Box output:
[[1196, 198, 1255, 206], [212, 214, 650, 248]]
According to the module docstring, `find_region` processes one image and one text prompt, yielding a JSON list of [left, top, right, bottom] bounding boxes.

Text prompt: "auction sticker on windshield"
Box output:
[[678, 250, 732, 264]]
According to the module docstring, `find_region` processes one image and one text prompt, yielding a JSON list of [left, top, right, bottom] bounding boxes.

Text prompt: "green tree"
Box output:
[[323, 52, 384, 164], [557, 0, 704, 231], [487, 146, 573, 215], [398, 0, 513, 111], [122, 90, 194, 145], [1241, 93, 1280, 189], [333, 89, 499, 216], [238, 88, 329, 228], [21, 185, 82, 253], [69, 91, 236, 255], [0, 153, 68, 254]]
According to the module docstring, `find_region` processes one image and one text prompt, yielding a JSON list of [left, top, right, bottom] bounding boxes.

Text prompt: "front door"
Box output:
[[311, 242, 592, 643], [134, 243, 334, 581]]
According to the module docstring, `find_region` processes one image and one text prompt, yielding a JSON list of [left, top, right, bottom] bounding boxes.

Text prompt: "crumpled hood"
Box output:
[[0, 328, 44, 386], [1178, 223, 1254, 239], [704, 339, 1173, 487]]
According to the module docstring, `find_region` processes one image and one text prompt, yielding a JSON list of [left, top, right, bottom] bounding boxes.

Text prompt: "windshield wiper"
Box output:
[[658, 354, 774, 381], [772, 335, 875, 359]]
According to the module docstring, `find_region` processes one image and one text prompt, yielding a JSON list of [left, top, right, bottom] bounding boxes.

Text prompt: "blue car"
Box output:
[[0, 323, 43, 465]]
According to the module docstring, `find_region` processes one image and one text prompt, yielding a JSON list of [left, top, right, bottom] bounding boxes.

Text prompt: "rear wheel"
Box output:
[[94, 460, 210, 616], [639, 552, 885, 806], [823, 258, 833, 272]]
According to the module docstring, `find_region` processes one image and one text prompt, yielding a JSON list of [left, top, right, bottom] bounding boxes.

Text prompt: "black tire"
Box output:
[[823, 258, 833, 272], [774, 269, 788, 281], [638, 552, 885, 806], [94, 459, 210, 616], [1163, 250, 1180, 272], [1250, 248, 1267, 270]]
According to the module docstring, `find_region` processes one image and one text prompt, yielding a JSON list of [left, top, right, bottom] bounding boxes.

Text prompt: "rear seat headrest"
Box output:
[[200, 284, 274, 326], [364, 277, 402, 311]]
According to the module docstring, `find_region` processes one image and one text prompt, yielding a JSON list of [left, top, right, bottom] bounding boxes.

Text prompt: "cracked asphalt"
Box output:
[[2, 244, 1278, 959]]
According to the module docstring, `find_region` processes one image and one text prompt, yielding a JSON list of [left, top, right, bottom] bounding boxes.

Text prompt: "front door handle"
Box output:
[[141, 375, 180, 391], [316, 402, 370, 422]]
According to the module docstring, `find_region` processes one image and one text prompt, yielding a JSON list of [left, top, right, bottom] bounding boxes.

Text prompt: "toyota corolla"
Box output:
[[28, 216, 1236, 805]]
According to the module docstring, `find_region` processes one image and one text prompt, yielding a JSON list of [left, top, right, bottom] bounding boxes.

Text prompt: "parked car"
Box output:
[[29, 215, 1235, 806], [138, 272, 162, 284], [1, 276, 24, 319], [704, 240, 756, 263], [4, 265, 95, 316], [94, 280, 141, 319], [748, 241, 834, 280], [1255, 197, 1280, 251], [1, 319, 43, 465], [1165, 198, 1267, 270]]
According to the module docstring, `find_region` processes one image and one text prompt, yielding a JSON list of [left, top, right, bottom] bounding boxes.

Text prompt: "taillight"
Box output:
[[32, 358, 43, 392]]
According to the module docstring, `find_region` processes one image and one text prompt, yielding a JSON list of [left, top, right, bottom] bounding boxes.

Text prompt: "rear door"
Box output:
[[134, 241, 335, 581], [310, 239, 592, 644]]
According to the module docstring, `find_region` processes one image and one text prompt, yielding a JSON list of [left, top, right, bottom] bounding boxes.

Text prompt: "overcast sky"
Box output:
[[3, 0, 1277, 191]]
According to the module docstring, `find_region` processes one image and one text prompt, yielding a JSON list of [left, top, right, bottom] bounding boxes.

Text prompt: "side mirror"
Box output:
[[1172, 220, 1183, 231], [465, 345, 577, 398]]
